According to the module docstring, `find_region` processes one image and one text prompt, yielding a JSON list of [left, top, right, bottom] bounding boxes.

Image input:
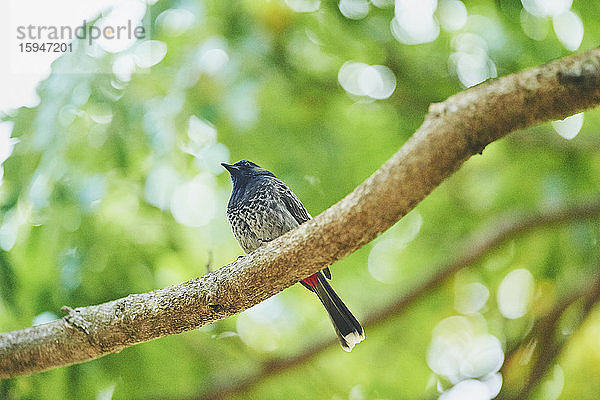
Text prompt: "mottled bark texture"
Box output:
[[2, 48, 600, 379]]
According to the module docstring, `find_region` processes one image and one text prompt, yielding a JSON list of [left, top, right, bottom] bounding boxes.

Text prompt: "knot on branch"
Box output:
[[62, 306, 92, 335], [63, 306, 107, 353], [465, 132, 488, 156], [425, 101, 461, 124], [558, 57, 600, 90], [203, 272, 228, 316], [427, 102, 448, 118]]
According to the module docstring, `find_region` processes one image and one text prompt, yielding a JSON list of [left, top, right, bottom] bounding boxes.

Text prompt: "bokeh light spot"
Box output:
[[187, 116, 217, 150], [439, 376, 501, 400], [339, 0, 369, 20], [170, 175, 216, 227], [521, 0, 572, 18], [113, 54, 137, 82], [236, 297, 297, 352], [32, 311, 58, 326], [197, 37, 229, 76], [438, 0, 467, 32], [338, 62, 396, 99], [88, 103, 113, 124], [497, 268, 534, 319], [553, 11, 583, 51], [96, 1, 147, 53], [0, 204, 30, 251], [391, 0, 439, 45], [285, 0, 320, 13], [450, 33, 497, 88], [455, 282, 490, 314], [0, 121, 17, 165], [428, 315, 504, 397], [551, 112, 583, 140], [134, 40, 168, 68], [368, 211, 421, 283], [520, 9, 549, 41], [538, 364, 565, 400], [371, 0, 394, 8], [144, 166, 180, 211], [156, 9, 195, 37]]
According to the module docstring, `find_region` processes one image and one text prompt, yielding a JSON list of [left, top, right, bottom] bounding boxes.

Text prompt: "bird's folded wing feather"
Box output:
[[276, 179, 311, 224]]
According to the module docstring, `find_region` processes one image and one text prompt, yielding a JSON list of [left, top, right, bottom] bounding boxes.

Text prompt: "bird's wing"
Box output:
[[277, 181, 331, 279], [275, 178, 332, 279], [276, 180, 311, 225]]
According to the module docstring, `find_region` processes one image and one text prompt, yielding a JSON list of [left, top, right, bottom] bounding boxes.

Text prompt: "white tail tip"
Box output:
[[342, 330, 365, 352]]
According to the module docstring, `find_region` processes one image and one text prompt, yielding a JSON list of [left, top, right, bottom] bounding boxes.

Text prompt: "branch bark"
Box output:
[[2, 48, 600, 379]]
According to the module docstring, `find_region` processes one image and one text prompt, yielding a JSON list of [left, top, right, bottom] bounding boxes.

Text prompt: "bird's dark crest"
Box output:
[[231, 160, 275, 177]]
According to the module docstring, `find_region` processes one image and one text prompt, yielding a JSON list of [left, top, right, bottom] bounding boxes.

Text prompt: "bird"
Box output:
[[221, 160, 364, 352]]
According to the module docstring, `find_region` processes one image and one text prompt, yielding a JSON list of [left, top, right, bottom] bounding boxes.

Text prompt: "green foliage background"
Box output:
[[1, 0, 600, 399]]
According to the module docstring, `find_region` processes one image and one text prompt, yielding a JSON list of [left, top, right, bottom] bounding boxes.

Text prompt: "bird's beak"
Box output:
[[221, 162, 238, 174]]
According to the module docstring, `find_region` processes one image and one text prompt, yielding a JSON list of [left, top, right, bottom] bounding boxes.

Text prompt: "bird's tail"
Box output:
[[304, 272, 364, 352]]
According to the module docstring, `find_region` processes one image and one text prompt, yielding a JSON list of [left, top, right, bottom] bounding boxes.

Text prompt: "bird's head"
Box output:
[[221, 160, 274, 185]]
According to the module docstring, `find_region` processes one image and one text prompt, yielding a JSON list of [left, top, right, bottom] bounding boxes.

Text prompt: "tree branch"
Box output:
[[499, 271, 600, 399], [198, 198, 600, 400], [2, 48, 600, 379]]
